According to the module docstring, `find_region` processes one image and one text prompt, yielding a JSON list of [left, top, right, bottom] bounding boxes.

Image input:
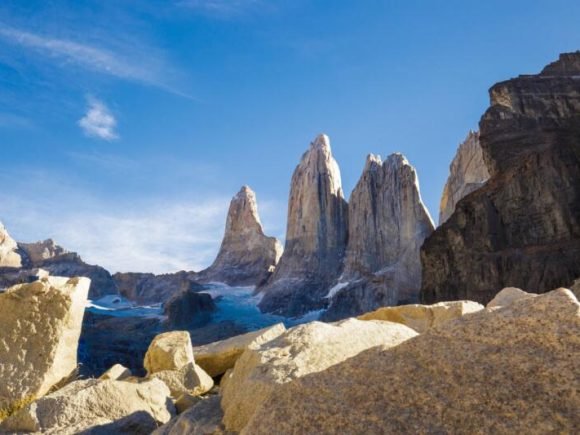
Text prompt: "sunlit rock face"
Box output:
[[438, 131, 489, 225], [197, 186, 282, 287], [258, 134, 348, 317], [422, 52, 580, 305], [0, 222, 22, 268], [323, 153, 434, 320]]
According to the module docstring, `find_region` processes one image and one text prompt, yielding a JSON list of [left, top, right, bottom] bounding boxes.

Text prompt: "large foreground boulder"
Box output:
[[153, 395, 223, 435], [0, 276, 90, 413], [244, 289, 580, 434], [144, 331, 195, 374], [221, 318, 418, 432], [192, 323, 286, 377], [0, 378, 175, 434], [358, 300, 483, 333]]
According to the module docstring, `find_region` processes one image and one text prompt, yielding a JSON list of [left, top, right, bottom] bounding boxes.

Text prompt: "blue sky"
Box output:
[[1, 0, 580, 273]]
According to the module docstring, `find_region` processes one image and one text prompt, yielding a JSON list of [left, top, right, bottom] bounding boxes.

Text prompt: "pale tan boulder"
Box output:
[[150, 363, 214, 398], [0, 276, 90, 414], [0, 378, 175, 434], [487, 287, 537, 309], [358, 300, 484, 333], [192, 323, 286, 376], [245, 289, 580, 434], [153, 395, 224, 435], [145, 331, 194, 374], [0, 222, 21, 268], [221, 318, 418, 432], [99, 364, 132, 381]]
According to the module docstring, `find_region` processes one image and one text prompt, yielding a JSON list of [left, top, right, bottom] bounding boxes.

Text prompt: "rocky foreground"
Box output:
[[0, 274, 578, 434]]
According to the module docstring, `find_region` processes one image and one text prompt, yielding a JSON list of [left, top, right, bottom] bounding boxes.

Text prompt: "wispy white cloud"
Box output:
[[0, 24, 194, 99], [178, 0, 262, 16], [0, 169, 286, 274], [78, 97, 118, 141]]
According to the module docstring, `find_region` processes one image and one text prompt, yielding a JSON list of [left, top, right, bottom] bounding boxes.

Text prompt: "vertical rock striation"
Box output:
[[258, 134, 348, 317], [438, 131, 489, 225], [0, 222, 22, 268], [197, 186, 282, 287], [323, 153, 434, 320], [421, 52, 580, 305]]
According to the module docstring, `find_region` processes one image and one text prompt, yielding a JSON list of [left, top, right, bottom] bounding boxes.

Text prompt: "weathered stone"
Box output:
[[0, 378, 175, 434], [221, 318, 417, 432], [174, 393, 201, 414], [145, 331, 194, 375], [439, 131, 490, 224], [153, 395, 224, 435], [113, 271, 201, 305], [99, 364, 132, 381], [358, 300, 484, 333], [164, 289, 216, 330], [486, 287, 537, 309], [258, 134, 349, 316], [422, 52, 580, 305], [0, 222, 21, 268], [197, 186, 283, 287], [150, 363, 214, 398], [245, 289, 580, 434], [323, 153, 434, 320], [192, 323, 286, 377], [0, 276, 90, 413], [18, 239, 67, 265]]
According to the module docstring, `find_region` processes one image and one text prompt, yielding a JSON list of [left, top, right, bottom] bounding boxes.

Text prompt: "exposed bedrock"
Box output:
[[258, 134, 348, 317], [421, 52, 580, 305]]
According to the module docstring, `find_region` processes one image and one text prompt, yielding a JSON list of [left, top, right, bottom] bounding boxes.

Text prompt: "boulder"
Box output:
[[258, 134, 349, 317], [153, 395, 224, 435], [0, 378, 175, 434], [164, 289, 216, 330], [145, 331, 195, 375], [99, 364, 132, 381], [358, 300, 484, 333], [422, 52, 580, 305], [323, 153, 434, 320], [196, 186, 283, 287], [150, 363, 214, 398], [192, 323, 286, 377], [245, 289, 580, 434], [221, 318, 418, 432], [0, 276, 90, 414], [0, 221, 22, 268], [487, 287, 537, 309], [438, 131, 489, 224]]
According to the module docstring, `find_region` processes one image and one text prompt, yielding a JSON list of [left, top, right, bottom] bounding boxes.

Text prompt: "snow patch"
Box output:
[[325, 281, 350, 299]]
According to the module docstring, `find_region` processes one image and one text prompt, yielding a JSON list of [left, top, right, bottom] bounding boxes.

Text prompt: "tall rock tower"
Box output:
[[258, 134, 348, 316], [198, 186, 282, 286], [323, 153, 434, 320]]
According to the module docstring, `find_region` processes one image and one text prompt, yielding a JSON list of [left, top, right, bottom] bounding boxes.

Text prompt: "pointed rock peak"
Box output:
[[364, 154, 382, 171], [227, 185, 263, 232], [384, 152, 411, 170], [310, 134, 331, 153], [234, 185, 257, 202]]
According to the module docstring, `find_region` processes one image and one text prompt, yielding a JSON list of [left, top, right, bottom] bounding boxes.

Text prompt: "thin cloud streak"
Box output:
[[178, 0, 263, 16], [0, 24, 196, 99], [78, 98, 118, 141]]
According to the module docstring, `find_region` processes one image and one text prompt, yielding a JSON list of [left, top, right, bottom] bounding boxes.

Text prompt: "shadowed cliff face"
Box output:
[[258, 134, 349, 317], [196, 186, 282, 287], [421, 52, 580, 305]]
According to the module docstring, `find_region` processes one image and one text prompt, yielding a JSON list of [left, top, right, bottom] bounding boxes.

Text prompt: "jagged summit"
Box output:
[[197, 185, 282, 287], [540, 51, 580, 76], [258, 134, 348, 317]]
